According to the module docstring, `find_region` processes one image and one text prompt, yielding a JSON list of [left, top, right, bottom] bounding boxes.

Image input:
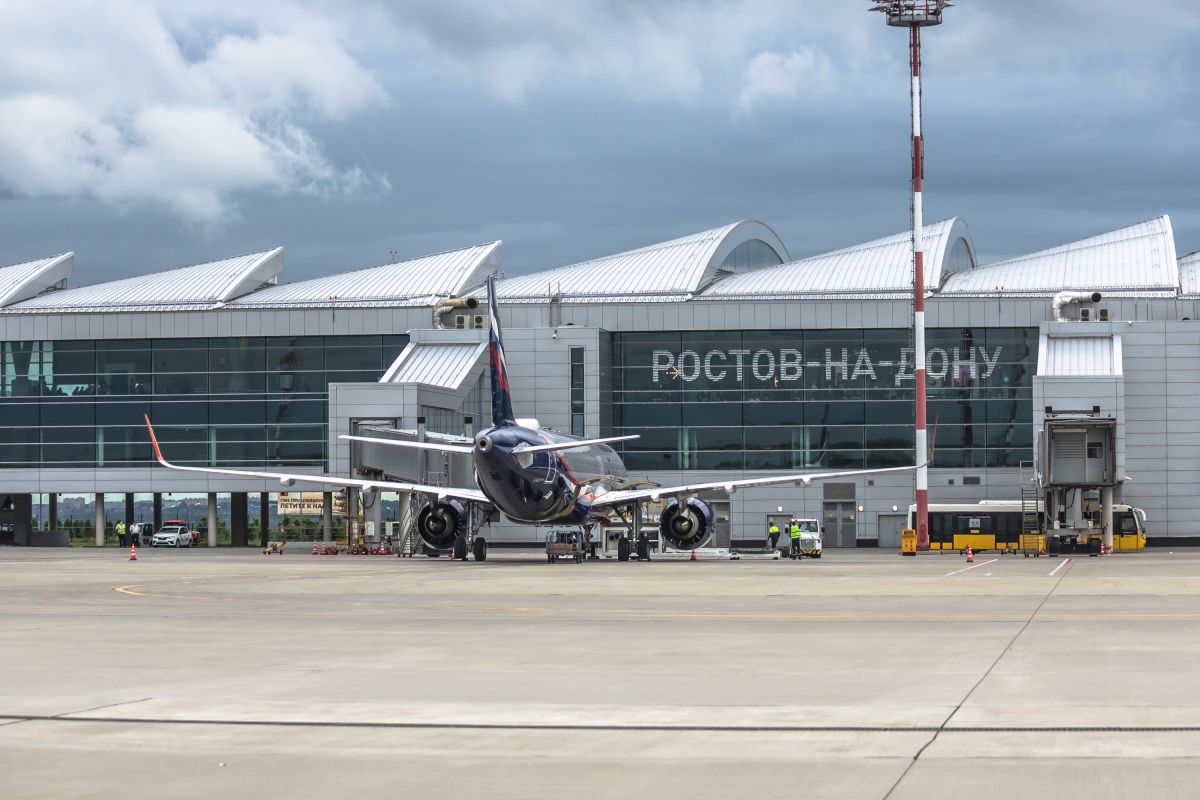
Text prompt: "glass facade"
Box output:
[[611, 327, 1036, 471], [569, 346, 585, 436], [0, 335, 408, 468], [719, 239, 784, 272]]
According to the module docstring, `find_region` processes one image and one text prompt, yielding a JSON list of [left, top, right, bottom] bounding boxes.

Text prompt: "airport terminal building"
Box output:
[[1, 214, 1198, 546]]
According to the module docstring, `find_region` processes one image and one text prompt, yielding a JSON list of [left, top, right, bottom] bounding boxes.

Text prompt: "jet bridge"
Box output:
[[327, 329, 489, 550], [1033, 328, 1124, 552]]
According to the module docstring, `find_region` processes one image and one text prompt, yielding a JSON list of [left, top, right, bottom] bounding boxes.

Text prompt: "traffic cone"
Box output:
[[966, 546, 974, 563], [129, 542, 137, 561], [690, 549, 697, 561]]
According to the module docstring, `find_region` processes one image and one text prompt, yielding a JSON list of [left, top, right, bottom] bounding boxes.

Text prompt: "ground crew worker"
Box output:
[[768, 520, 781, 550], [789, 519, 803, 559], [115, 519, 126, 547]]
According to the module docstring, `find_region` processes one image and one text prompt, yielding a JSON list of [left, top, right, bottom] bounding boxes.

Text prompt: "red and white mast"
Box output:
[[871, 1, 950, 551]]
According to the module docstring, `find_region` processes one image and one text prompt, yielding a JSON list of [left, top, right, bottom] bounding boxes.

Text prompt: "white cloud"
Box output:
[[0, 1, 387, 228], [736, 48, 834, 113]]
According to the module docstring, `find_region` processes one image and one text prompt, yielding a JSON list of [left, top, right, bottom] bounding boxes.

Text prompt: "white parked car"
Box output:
[[151, 525, 192, 548]]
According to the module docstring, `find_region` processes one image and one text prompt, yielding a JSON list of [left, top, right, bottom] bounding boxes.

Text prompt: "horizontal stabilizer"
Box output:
[[339, 435, 473, 455], [521, 434, 640, 454]]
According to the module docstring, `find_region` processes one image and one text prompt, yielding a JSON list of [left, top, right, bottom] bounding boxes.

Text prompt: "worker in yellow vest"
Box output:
[[789, 519, 802, 560], [768, 520, 781, 551]]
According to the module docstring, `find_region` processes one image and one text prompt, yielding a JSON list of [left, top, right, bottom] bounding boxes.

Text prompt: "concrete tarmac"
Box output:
[[2, 546, 1199, 798]]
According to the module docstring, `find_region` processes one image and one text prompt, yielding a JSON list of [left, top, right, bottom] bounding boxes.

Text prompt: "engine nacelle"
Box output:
[[417, 500, 467, 550], [659, 496, 715, 550]]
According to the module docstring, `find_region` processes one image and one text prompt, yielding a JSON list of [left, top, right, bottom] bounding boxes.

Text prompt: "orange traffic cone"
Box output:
[[129, 542, 137, 561], [965, 546, 974, 563], [690, 549, 697, 561]]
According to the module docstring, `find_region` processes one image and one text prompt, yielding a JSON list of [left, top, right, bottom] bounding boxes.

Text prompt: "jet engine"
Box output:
[[417, 500, 468, 550], [659, 496, 715, 550]]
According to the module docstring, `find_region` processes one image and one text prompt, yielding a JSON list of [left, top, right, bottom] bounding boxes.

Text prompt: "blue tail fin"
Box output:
[[487, 274, 516, 427]]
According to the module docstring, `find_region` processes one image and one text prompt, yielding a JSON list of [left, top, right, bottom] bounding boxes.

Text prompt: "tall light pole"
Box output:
[[870, 0, 951, 551]]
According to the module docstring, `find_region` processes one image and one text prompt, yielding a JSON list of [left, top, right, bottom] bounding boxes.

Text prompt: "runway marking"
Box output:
[[1049, 558, 1072, 577], [113, 584, 206, 601], [479, 606, 1200, 623], [2, 713, 1200, 734], [943, 558, 998, 576]]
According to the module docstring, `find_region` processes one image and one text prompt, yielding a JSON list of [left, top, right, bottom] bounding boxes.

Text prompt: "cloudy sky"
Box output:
[[1, 0, 1197, 284]]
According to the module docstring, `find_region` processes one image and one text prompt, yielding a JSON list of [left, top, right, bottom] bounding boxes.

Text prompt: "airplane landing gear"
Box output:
[[617, 536, 631, 562]]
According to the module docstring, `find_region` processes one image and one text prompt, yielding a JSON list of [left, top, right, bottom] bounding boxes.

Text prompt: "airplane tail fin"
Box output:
[[487, 274, 516, 427]]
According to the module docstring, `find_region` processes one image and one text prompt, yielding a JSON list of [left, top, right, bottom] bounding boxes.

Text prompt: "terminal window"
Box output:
[[610, 327, 1036, 472], [0, 334, 409, 469]]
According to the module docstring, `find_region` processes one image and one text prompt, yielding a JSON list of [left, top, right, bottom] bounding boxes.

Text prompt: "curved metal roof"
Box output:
[[233, 242, 499, 309], [942, 216, 1179, 296], [495, 221, 789, 303], [6, 248, 282, 313], [1178, 250, 1200, 296], [0, 252, 73, 307], [700, 218, 974, 299]]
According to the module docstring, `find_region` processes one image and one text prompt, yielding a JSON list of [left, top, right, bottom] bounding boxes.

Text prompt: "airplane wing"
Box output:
[[514, 434, 640, 454], [143, 416, 487, 504], [588, 464, 923, 508]]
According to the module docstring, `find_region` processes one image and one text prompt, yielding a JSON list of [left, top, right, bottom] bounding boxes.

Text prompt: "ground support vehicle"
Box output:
[[546, 530, 586, 563]]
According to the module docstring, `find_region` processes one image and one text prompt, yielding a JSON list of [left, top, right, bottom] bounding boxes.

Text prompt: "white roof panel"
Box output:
[[235, 242, 500, 309], [0, 252, 73, 307], [6, 248, 282, 313], [381, 342, 488, 389], [1038, 335, 1121, 377], [496, 221, 788, 302], [943, 216, 1178, 296], [701, 219, 973, 299], [1178, 250, 1200, 296]]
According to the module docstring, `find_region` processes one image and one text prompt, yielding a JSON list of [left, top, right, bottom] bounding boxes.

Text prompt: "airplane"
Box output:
[[144, 274, 923, 561]]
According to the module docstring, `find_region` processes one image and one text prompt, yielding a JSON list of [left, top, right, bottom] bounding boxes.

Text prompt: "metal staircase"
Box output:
[[397, 492, 423, 557], [1019, 461, 1042, 557]]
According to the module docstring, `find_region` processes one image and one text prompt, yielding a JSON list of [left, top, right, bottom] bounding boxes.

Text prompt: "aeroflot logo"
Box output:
[[651, 347, 1005, 387]]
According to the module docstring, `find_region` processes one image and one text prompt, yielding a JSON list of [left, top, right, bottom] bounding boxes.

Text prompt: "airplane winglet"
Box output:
[[143, 414, 167, 464]]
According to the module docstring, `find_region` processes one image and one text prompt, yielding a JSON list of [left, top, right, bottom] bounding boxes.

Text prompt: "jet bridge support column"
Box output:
[[259, 492, 270, 548], [95, 493, 105, 546], [366, 491, 383, 542], [322, 492, 333, 540], [207, 492, 218, 547]]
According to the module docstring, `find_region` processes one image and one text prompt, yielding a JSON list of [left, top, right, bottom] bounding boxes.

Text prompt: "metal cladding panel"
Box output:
[[700, 219, 970, 298], [382, 342, 487, 389], [495, 221, 787, 302], [1179, 250, 1200, 295], [0, 252, 74, 307], [944, 216, 1179, 296], [1037, 335, 1121, 376], [233, 241, 499, 309], [3, 248, 282, 312]]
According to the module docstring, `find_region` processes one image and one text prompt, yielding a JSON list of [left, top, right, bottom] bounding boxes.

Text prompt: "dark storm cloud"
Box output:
[[0, 1, 1197, 283]]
